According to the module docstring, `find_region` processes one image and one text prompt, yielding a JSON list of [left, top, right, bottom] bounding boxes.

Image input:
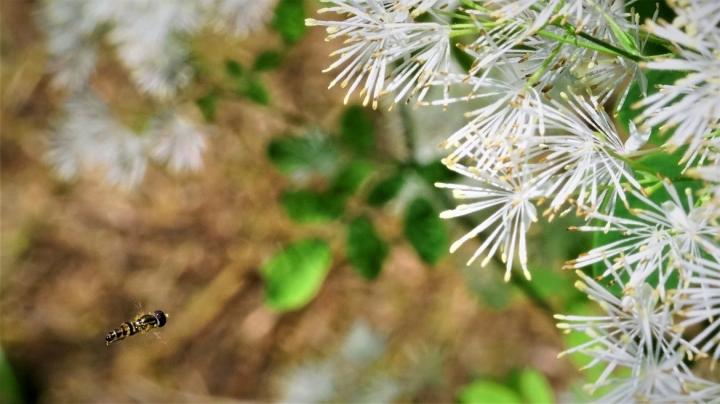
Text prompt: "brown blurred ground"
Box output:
[[1, 1, 575, 402]]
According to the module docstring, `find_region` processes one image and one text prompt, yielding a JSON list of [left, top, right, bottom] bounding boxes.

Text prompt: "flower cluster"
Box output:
[[46, 93, 207, 189], [310, 0, 720, 401], [40, 0, 276, 188]]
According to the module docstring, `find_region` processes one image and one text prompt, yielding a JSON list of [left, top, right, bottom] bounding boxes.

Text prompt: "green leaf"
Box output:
[[262, 239, 332, 311], [458, 380, 522, 404], [517, 369, 555, 404], [340, 105, 375, 156], [196, 91, 218, 122], [242, 77, 270, 105], [225, 59, 245, 78], [404, 198, 448, 265], [267, 131, 338, 174], [281, 190, 344, 223], [253, 51, 283, 71], [329, 160, 375, 199], [346, 216, 389, 280], [272, 0, 306, 44], [366, 172, 405, 207]]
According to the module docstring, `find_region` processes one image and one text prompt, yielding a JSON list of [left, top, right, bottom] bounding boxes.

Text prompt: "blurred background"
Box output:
[[0, 0, 604, 402]]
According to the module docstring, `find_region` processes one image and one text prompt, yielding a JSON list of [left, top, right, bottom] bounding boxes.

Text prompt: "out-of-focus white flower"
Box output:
[[46, 92, 149, 189], [555, 274, 700, 399], [206, 0, 277, 37], [86, 1, 201, 98], [306, 0, 451, 107], [437, 164, 542, 281], [39, 0, 99, 91], [150, 115, 207, 173], [41, 0, 275, 97], [47, 91, 210, 188], [567, 182, 720, 295], [636, 1, 720, 165]]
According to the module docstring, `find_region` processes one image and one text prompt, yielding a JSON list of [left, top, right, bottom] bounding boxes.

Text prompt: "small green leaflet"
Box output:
[[262, 239, 332, 311], [346, 216, 389, 280], [404, 198, 449, 265]]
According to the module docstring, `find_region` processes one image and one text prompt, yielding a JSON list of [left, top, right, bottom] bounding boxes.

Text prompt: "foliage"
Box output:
[[261, 239, 332, 311]]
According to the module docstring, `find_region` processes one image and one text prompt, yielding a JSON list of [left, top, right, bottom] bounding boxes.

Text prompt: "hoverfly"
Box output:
[[105, 310, 168, 346]]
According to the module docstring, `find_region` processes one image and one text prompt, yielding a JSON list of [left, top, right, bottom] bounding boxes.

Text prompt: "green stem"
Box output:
[[526, 42, 563, 88], [576, 31, 644, 62], [448, 11, 648, 63]]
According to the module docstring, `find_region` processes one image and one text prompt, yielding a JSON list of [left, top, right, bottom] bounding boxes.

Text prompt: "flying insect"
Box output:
[[105, 310, 168, 346]]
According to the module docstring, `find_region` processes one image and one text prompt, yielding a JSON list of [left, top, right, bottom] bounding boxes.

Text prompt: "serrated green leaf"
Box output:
[[404, 198, 448, 265], [329, 160, 375, 199], [517, 369, 555, 404], [272, 0, 306, 44], [339, 105, 375, 156], [253, 51, 283, 71], [196, 91, 218, 122], [267, 132, 338, 174], [262, 239, 332, 311], [281, 190, 345, 223], [347, 216, 389, 280], [458, 380, 522, 404], [366, 172, 405, 207]]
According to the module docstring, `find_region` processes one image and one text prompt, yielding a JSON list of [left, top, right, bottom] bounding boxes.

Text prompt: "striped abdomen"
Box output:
[[105, 321, 137, 346]]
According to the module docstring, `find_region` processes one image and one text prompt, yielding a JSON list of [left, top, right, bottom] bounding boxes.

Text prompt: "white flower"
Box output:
[[47, 92, 209, 188], [636, 2, 720, 165], [462, 0, 635, 92], [46, 92, 148, 189], [306, 0, 451, 107], [556, 274, 698, 400], [150, 115, 207, 173], [566, 182, 720, 295], [41, 0, 276, 97], [206, 0, 277, 37], [39, 0, 99, 91], [436, 72, 545, 175], [437, 163, 542, 281], [674, 258, 720, 364], [88, 1, 201, 98], [532, 92, 642, 216]]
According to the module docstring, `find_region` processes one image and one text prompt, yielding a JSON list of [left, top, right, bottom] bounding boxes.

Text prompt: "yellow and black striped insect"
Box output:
[[105, 310, 168, 346]]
